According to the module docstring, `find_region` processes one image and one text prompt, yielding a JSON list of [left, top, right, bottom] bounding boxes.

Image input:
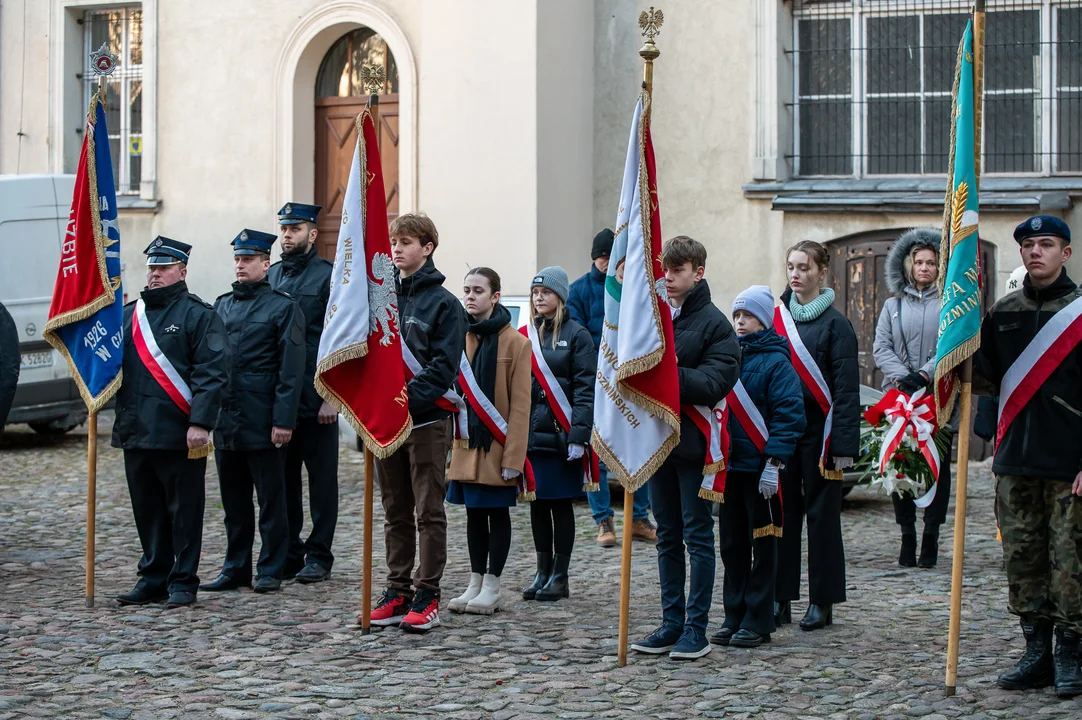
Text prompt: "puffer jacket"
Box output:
[[567, 264, 606, 350], [0, 302, 20, 430], [527, 310, 596, 455], [873, 228, 942, 388], [973, 269, 1082, 479], [728, 328, 807, 472], [672, 281, 741, 465], [778, 287, 861, 460]]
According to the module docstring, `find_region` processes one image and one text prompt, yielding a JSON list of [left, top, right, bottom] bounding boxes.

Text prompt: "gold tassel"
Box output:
[[452, 439, 469, 450], [188, 441, 213, 460], [819, 459, 844, 481], [698, 488, 724, 503], [703, 459, 725, 475], [753, 524, 783, 539], [518, 491, 536, 503], [582, 482, 600, 493]]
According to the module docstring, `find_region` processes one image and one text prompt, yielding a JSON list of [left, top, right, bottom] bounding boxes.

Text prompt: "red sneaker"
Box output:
[[368, 589, 410, 626], [399, 589, 441, 633]]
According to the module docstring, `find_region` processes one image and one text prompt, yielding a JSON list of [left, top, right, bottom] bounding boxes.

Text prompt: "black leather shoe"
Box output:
[[774, 601, 791, 626], [1053, 627, 1082, 697], [899, 533, 917, 567], [295, 563, 331, 584], [799, 604, 833, 631], [116, 587, 168, 606], [523, 552, 553, 600], [282, 561, 305, 581], [199, 572, 251, 592], [729, 628, 771, 648], [917, 533, 939, 568], [165, 591, 196, 609], [535, 553, 570, 601], [998, 620, 1054, 690], [253, 576, 282, 594], [710, 626, 738, 646]]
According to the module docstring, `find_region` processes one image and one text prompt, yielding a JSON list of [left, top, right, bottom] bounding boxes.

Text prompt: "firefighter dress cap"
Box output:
[[231, 229, 277, 255], [144, 236, 192, 266], [1014, 215, 1071, 245], [277, 202, 322, 226]]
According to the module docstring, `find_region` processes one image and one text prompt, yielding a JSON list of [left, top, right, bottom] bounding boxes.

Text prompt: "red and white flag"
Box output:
[[315, 108, 411, 457], [591, 89, 681, 492]]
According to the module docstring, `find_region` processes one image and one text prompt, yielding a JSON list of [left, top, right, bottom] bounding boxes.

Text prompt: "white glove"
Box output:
[[567, 443, 585, 462], [758, 462, 779, 500], [501, 467, 520, 481], [833, 456, 855, 471]]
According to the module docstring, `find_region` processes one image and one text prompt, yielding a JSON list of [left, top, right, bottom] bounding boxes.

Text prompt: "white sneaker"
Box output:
[[465, 574, 501, 615], [447, 573, 483, 614]]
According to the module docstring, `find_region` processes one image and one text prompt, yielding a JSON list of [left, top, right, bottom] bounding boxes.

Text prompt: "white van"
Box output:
[[0, 174, 94, 433]]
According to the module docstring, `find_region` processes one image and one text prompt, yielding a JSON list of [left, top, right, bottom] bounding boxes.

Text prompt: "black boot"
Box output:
[[899, 525, 917, 567], [917, 525, 940, 568], [522, 553, 552, 600], [997, 619, 1054, 690], [1053, 627, 1082, 698], [535, 553, 570, 601], [799, 604, 833, 631], [774, 601, 791, 626]]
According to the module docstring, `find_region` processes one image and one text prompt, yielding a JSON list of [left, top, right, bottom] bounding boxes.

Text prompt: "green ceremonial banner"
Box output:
[[934, 17, 982, 426]]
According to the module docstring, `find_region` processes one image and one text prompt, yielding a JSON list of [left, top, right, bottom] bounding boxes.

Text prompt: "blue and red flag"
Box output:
[[43, 93, 124, 412]]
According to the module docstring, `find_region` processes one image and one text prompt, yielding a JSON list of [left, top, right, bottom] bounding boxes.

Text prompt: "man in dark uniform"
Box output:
[[202, 229, 306, 594], [112, 237, 228, 609], [268, 202, 338, 584]]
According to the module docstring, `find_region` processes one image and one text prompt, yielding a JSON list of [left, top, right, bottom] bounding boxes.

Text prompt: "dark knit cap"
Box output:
[[591, 228, 615, 260]]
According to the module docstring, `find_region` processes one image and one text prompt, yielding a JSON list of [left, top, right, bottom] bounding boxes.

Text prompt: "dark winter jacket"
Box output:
[[568, 264, 606, 349], [973, 269, 1082, 480], [213, 280, 306, 450], [112, 281, 229, 450], [268, 247, 333, 419], [0, 302, 21, 430], [397, 259, 468, 426], [728, 329, 807, 472], [778, 287, 861, 460], [873, 228, 942, 388], [672, 281, 741, 465], [527, 310, 596, 455]]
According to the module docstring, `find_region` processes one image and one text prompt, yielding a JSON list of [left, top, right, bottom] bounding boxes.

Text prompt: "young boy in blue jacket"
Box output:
[[715, 285, 806, 648]]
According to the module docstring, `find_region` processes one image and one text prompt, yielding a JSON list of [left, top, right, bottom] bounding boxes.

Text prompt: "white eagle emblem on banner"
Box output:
[[368, 252, 398, 346]]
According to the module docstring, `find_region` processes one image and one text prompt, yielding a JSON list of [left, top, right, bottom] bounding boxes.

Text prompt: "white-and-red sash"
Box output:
[[774, 304, 837, 477], [728, 379, 769, 453], [684, 400, 730, 502], [520, 324, 601, 490], [402, 342, 468, 441], [133, 299, 192, 414], [864, 388, 940, 508], [457, 352, 536, 500], [997, 294, 1082, 448]]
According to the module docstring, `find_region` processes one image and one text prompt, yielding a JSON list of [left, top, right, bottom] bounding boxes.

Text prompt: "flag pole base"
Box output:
[[944, 685, 956, 697], [85, 596, 94, 609]]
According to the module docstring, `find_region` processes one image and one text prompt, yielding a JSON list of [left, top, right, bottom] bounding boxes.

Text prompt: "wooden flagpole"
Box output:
[[86, 412, 97, 608], [945, 0, 984, 696], [617, 7, 664, 669]]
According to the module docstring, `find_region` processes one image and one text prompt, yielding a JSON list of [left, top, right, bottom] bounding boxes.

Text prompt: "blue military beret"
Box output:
[[1014, 215, 1071, 245], [278, 202, 322, 226], [144, 236, 191, 265], [231, 229, 276, 255]]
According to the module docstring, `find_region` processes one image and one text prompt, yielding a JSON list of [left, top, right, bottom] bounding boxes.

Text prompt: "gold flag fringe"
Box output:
[[582, 482, 600, 493], [187, 440, 213, 460], [937, 33, 966, 300], [753, 524, 783, 539], [452, 438, 469, 450], [518, 490, 536, 503], [703, 459, 725, 475], [591, 426, 679, 495], [698, 488, 724, 503], [820, 460, 844, 481], [933, 335, 981, 425], [314, 374, 412, 459]]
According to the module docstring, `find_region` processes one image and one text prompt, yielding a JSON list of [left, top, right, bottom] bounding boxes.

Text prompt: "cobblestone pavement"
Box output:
[[1, 418, 1080, 719]]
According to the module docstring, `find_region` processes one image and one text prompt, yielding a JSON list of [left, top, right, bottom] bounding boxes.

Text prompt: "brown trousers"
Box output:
[[374, 418, 452, 593]]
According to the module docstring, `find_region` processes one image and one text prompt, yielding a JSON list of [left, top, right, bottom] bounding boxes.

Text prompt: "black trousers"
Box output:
[[719, 470, 780, 635], [215, 448, 289, 580], [777, 436, 846, 605], [892, 456, 952, 529], [284, 418, 339, 571], [124, 449, 206, 594]]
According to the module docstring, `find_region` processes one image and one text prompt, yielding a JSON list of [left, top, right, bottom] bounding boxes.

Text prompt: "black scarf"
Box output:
[[465, 303, 512, 452], [281, 246, 316, 277]]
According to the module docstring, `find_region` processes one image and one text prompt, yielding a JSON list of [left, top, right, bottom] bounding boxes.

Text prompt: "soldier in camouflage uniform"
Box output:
[[973, 214, 1082, 698]]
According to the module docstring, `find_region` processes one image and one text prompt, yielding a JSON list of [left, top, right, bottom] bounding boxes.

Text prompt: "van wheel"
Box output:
[[29, 420, 80, 435]]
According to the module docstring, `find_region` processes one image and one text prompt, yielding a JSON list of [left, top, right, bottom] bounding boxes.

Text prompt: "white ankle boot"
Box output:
[[466, 574, 501, 615], [447, 573, 483, 613]]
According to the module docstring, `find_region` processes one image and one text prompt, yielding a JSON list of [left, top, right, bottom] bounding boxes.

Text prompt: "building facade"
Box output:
[[2, 0, 1080, 385]]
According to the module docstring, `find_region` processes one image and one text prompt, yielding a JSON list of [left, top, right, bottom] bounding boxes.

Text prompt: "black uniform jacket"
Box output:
[[777, 287, 861, 461], [974, 269, 1082, 480], [397, 259, 468, 426], [268, 248, 333, 419], [213, 280, 306, 450], [672, 281, 741, 465], [527, 310, 596, 456], [111, 281, 229, 450]]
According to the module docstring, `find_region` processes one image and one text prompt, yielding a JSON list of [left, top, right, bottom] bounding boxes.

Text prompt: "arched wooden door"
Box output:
[[313, 28, 401, 260]]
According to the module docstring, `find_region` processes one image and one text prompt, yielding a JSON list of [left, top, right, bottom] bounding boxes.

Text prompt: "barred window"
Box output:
[[83, 7, 143, 194], [792, 0, 1082, 177]]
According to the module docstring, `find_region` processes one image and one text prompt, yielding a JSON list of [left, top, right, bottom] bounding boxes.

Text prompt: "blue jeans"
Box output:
[[648, 457, 716, 633], [587, 467, 650, 524]]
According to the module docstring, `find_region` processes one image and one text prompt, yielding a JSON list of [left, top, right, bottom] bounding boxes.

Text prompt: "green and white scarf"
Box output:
[[789, 287, 836, 323]]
